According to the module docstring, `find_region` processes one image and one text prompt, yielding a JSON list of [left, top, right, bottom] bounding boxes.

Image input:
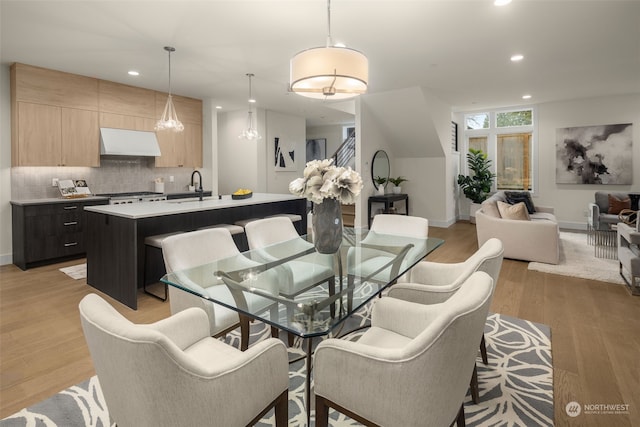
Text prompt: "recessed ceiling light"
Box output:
[[127, 70, 140, 76], [494, 0, 512, 6], [215, 106, 222, 110], [248, 98, 256, 103], [522, 94, 532, 99], [510, 54, 524, 62]]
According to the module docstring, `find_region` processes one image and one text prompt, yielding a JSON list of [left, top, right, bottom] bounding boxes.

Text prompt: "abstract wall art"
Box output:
[[274, 137, 296, 170], [556, 123, 632, 184]]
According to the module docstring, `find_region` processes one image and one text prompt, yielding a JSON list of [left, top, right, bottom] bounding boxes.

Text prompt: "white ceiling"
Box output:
[[2, 0, 639, 126]]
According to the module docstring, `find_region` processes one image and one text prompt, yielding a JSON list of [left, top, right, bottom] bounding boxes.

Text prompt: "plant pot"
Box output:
[[392, 186, 401, 194], [377, 186, 385, 196], [469, 203, 482, 224]]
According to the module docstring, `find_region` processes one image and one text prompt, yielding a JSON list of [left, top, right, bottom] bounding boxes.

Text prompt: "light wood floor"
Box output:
[[1, 222, 638, 426]]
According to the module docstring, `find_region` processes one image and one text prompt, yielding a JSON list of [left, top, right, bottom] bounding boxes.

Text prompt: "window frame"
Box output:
[[463, 106, 538, 194]]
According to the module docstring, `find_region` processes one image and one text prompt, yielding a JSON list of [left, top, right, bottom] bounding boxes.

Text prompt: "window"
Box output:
[[463, 108, 535, 192]]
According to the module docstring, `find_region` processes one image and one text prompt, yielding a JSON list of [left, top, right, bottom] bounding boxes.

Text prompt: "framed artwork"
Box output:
[[556, 123, 632, 184], [306, 138, 326, 162], [274, 137, 296, 170]]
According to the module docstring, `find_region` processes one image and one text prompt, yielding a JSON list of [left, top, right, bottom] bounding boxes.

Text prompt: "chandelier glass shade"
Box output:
[[289, 0, 368, 100], [239, 73, 262, 140], [155, 46, 184, 132]]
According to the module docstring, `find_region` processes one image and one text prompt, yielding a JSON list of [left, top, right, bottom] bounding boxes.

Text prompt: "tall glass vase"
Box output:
[[312, 198, 343, 254]]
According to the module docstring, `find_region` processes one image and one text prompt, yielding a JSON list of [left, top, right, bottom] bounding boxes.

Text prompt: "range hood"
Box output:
[[100, 128, 161, 156]]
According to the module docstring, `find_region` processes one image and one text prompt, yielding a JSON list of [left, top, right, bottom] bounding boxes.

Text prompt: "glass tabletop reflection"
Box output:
[[161, 228, 444, 339]]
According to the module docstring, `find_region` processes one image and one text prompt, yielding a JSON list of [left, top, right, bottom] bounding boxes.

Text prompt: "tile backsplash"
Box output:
[[11, 157, 200, 200]]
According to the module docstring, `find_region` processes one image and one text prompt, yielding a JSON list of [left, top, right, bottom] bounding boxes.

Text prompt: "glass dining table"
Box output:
[[161, 227, 444, 422]]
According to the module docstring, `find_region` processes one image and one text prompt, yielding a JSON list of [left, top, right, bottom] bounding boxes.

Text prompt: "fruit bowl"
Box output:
[[232, 190, 253, 200]]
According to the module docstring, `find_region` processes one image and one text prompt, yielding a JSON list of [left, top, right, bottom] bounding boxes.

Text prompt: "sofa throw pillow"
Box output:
[[497, 201, 530, 221], [505, 191, 536, 214], [608, 194, 630, 214], [481, 200, 502, 218]]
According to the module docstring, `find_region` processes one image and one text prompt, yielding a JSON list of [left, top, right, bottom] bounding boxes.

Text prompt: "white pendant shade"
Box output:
[[290, 46, 368, 100]]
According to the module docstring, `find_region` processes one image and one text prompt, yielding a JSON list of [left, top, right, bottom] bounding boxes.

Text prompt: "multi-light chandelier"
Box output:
[[155, 46, 184, 132], [289, 0, 368, 100], [238, 73, 262, 140]]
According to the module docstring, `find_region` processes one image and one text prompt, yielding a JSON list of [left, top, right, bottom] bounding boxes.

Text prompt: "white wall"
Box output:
[[535, 93, 640, 228], [455, 93, 640, 229], [0, 65, 12, 265], [216, 108, 306, 195], [306, 124, 346, 159], [217, 109, 262, 194], [265, 110, 306, 194]]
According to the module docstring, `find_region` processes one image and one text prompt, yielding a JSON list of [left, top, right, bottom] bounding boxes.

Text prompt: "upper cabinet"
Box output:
[[98, 80, 156, 118], [10, 63, 203, 168], [11, 64, 100, 166]]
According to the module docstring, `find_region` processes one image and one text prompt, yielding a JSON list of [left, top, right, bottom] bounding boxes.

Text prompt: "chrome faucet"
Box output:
[[191, 170, 203, 201]]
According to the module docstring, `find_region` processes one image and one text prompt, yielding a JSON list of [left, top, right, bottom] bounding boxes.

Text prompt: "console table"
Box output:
[[368, 194, 409, 228]]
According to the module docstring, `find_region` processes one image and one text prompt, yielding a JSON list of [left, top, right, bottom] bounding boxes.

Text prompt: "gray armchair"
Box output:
[[79, 293, 289, 427], [588, 191, 630, 239], [313, 271, 493, 427]]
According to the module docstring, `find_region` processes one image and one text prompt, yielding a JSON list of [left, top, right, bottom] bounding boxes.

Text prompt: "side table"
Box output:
[[368, 194, 409, 228]]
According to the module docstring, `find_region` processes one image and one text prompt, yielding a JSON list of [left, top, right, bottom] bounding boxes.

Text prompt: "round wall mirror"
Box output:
[[371, 150, 390, 190]]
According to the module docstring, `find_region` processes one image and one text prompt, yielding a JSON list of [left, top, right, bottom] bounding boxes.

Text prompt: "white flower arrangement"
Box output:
[[289, 158, 364, 204]]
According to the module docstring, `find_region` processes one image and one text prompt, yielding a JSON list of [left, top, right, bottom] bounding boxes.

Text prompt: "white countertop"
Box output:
[[83, 193, 303, 219]]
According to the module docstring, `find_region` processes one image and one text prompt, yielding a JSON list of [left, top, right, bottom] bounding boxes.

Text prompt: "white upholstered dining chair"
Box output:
[[389, 237, 504, 403], [162, 228, 278, 351], [245, 216, 336, 299], [79, 293, 289, 427], [313, 271, 493, 427], [347, 214, 429, 288]]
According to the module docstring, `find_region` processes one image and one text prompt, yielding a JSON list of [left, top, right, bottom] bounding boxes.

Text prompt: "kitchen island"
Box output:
[[84, 193, 306, 309]]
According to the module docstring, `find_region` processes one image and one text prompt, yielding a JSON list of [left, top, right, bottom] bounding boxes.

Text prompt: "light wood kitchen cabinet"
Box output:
[[11, 63, 203, 167], [15, 102, 62, 166], [98, 80, 156, 118], [14, 102, 99, 166], [99, 112, 155, 131], [154, 93, 203, 167], [61, 108, 100, 166], [155, 122, 202, 168], [12, 63, 98, 110]]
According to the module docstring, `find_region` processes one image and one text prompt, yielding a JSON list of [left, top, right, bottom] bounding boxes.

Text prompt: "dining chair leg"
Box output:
[[239, 314, 250, 351], [470, 363, 479, 404], [274, 390, 289, 427], [315, 395, 330, 427], [456, 403, 466, 427], [480, 334, 488, 365], [328, 277, 336, 318]]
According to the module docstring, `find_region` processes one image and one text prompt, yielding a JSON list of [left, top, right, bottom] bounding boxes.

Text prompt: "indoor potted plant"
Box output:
[[388, 176, 408, 194], [457, 148, 495, 223], [374, 176, 387, 195]]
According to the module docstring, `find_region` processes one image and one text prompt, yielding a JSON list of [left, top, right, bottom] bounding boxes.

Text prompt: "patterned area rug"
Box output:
[[528, 231, 624, 285], [1, 312, 552, 427]]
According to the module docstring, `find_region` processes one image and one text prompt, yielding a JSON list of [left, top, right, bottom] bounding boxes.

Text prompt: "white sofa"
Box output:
[[476, 191, 560, 264]]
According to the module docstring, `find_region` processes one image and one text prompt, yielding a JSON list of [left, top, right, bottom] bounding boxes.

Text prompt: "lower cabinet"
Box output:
[[11, 199, 109, 270]]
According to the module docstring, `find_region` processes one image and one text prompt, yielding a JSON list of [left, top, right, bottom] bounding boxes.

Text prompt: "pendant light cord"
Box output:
[[326, 0, 332, 47]]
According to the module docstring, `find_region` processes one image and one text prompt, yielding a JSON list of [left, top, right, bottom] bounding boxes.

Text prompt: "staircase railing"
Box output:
[[331, 131, 356, 168]]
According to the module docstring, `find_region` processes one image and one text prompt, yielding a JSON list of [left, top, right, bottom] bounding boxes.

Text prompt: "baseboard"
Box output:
[[0, 253, 13, 266]]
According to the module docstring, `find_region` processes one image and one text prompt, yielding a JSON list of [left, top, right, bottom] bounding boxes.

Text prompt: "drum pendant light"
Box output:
[[155, 46, 184, 132], [290, 0, 368, 100]]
